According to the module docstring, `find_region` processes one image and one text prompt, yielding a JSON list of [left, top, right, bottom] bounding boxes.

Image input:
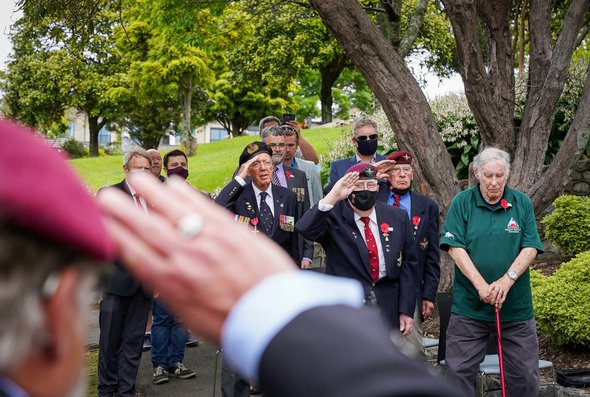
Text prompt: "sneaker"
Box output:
[[169, 362, 196, 379], [142, 332, 151, 352], [153, 366, 169, 385], [185, 333, 200, 348]]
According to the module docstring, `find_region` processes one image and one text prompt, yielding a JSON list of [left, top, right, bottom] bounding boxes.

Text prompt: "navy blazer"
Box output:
[[324, 153, 387, 194], [97, 180, 151, 298], [284, 165, 314, 263], [215, 179, 300, 263], [295, 200, 418, 329]]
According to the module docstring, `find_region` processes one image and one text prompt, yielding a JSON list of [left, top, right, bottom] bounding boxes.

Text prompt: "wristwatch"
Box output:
[[506, 270, 518, 281]]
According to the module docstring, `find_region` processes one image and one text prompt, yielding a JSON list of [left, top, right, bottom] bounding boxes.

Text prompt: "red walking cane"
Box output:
[[495, 306, 507, 397]]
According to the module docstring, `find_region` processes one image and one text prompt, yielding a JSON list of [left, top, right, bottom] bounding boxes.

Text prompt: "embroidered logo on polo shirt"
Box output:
[[505, 217, 521, 233], [444, 231, 455, 239]]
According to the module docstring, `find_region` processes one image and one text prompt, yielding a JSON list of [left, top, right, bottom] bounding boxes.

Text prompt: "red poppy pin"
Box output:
[[251, 218, 259, 234], [500, 199, 512, 211], [412, 216, 421, 227], [285, 170, 294, 179], [380, 223, 390, 241]]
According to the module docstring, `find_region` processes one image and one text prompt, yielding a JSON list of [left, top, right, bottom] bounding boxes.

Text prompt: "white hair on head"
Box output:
[[123, 147, 151, 167], [473, 147, 511, 177]]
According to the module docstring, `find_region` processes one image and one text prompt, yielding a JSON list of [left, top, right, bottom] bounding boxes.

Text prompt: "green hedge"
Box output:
[[532, 251, 590, 347], [541, 195, 590, 255]]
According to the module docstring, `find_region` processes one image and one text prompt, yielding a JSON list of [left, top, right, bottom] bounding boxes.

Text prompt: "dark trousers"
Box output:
[[98, 290, 150, 397], [445, 314, 539, 397]]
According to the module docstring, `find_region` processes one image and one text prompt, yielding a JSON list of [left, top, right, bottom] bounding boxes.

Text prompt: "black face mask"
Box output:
[[389, 183, 412, 196], [167, 166, 189, 180], [348, 190, 378, 211], [356, 138, 378, 156]]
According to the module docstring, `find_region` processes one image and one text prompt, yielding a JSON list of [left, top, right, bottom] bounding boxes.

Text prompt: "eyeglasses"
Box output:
[[267, 143, 286, 149], [354, 134, 378, 142], [250, 160, 273, 169], [354, 180, 379, 191], [391, 166, 412, 174]]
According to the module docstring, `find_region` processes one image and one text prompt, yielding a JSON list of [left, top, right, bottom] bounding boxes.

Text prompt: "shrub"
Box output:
[[61, 138, 86, 159], [532, 251, 590, 347], [541, 195, 590, 255]]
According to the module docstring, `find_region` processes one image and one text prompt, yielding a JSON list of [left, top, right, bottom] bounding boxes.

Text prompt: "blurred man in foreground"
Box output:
[[0, 121, 116, 397]]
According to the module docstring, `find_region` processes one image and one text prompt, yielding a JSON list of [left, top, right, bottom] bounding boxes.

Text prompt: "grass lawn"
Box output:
[[71, 126, 348, 193]]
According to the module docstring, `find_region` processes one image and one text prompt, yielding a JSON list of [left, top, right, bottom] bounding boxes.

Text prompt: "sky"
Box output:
[[0, 1, 464, 98]]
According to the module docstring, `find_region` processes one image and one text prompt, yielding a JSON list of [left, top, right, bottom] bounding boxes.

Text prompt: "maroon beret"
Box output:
[[0, 120, 115, 262], [345, 163, 378, 179], [387, 151, 413, 164]]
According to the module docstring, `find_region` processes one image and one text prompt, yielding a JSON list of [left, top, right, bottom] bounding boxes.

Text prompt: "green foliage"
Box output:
[[532, 251, 590, 347], [542, 195, 590, 255], [61, 138, 86, 159]]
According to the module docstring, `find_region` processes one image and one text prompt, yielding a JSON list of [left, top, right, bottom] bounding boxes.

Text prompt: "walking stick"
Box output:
[[495, 306, 507, 397]]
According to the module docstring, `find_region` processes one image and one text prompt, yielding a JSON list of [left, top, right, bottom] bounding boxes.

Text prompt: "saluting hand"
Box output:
[[374, 159, 397, 180], [323, 172, 359, 206]]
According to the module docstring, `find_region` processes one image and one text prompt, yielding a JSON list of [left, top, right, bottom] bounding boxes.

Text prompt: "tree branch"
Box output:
[[398, 0, 429, 58]]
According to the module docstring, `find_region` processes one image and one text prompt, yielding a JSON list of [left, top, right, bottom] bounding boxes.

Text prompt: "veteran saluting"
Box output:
[[296, 164, 418, 333]]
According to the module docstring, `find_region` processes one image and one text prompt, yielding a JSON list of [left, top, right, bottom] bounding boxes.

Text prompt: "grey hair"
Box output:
[[473, 147, 511, 177], [260, 125, 285, 142], [351, 117, 378, 136], [0, 226, 97, 370], [123, 147, 151, 168], [258, 116, 281, 132]]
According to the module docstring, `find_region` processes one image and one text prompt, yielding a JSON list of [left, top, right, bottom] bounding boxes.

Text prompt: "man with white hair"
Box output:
[[440, 147, 544, 396]]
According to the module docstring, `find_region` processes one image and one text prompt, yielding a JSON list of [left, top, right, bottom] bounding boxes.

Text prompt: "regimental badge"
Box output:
[[279, 214, 295, 232], [419, 238, 429, 250], [397, 252, 403, 267], [246, 201, 253, 211], [364, 166, 375, 177], [293, 187, 306, 202], [246, 143, 259, 154]]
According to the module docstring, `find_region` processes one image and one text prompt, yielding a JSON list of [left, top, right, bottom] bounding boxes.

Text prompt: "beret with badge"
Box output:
[[345, 163, 379, 179], [386, 151, 413, 164], [0, 120, 116, 262], [238, 141, 273, 167]]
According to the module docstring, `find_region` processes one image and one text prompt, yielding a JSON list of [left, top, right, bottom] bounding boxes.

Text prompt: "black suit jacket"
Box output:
[[97, 180, 151, 298], [259, 305, 459, 397], [215, 179, 300, 263], [295, 201, 418, 329]]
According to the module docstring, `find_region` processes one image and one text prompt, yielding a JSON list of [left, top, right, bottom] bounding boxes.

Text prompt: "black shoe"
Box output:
[[142, 332, 151, 352], [186, 333, 200, 348], [153, 366, 169, 385]]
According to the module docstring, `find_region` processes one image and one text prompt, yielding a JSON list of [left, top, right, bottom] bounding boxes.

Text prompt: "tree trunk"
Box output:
[[310, 0, 460, 291], [319, 54, 347, 124], [87, 115, 106, 157], [180, 73, 197, 156]]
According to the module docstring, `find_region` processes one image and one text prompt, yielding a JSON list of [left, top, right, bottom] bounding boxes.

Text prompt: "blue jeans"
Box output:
[[150, 299, 186, 368]]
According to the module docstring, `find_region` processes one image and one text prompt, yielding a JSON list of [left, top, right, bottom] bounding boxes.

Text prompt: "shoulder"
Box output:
[[330, 156, 355, 168], [411, 191, 439, 209], [98, 180, 126, 195]]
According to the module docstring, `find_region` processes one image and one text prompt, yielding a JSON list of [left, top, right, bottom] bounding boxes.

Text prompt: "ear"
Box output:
[[42, 268, 81, 362]]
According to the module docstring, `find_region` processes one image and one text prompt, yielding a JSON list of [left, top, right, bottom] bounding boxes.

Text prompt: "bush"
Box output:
[[61, 138, 86, 159], [532, 251, 590, 347], [542, 195, 590, 255]]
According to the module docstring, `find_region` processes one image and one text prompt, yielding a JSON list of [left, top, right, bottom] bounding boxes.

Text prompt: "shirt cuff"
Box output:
[[234, 176, 246, 186], [221, 271, 364, 379], [302, 257, 312, 264], [318, 199, 334, 212]]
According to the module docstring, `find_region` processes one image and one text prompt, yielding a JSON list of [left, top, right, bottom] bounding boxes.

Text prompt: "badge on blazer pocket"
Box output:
[[279, 214, 295, 232], [419, 238, 429, 250]]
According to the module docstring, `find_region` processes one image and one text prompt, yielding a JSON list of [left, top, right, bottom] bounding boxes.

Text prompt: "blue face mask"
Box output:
[[357, 138, 378, 156]]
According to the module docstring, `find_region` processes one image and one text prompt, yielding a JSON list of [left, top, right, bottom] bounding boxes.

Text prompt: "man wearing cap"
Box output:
[[0, 121, 117, 397], [296, 164, 418, 333], [325, 117, 386, 194], [383, 151, 440, 358], [97, 148, 153, 397]]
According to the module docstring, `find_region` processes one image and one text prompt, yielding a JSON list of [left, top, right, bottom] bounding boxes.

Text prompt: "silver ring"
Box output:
[[499, 289, 503, 294], [177, 213, 204, 238]]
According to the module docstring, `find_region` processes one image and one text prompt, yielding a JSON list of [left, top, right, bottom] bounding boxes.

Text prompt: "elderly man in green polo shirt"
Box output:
[[440, 147, 544, 397]]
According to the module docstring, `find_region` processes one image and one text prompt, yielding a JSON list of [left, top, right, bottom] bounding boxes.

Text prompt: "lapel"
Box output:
[[342, 201, 371, 275], [239, 184, 259, 220], [284, 165, 294, 190], [270, 184, 286, 235], [375, 204, 396, 273], [410, 192, 426, 240]]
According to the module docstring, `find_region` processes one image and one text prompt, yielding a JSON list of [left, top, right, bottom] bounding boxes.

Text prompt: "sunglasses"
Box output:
[[354, 134, 378, 142]]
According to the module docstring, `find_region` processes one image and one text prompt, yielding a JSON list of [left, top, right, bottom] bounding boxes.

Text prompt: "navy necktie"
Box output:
[[258, 192, 274, 237]]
